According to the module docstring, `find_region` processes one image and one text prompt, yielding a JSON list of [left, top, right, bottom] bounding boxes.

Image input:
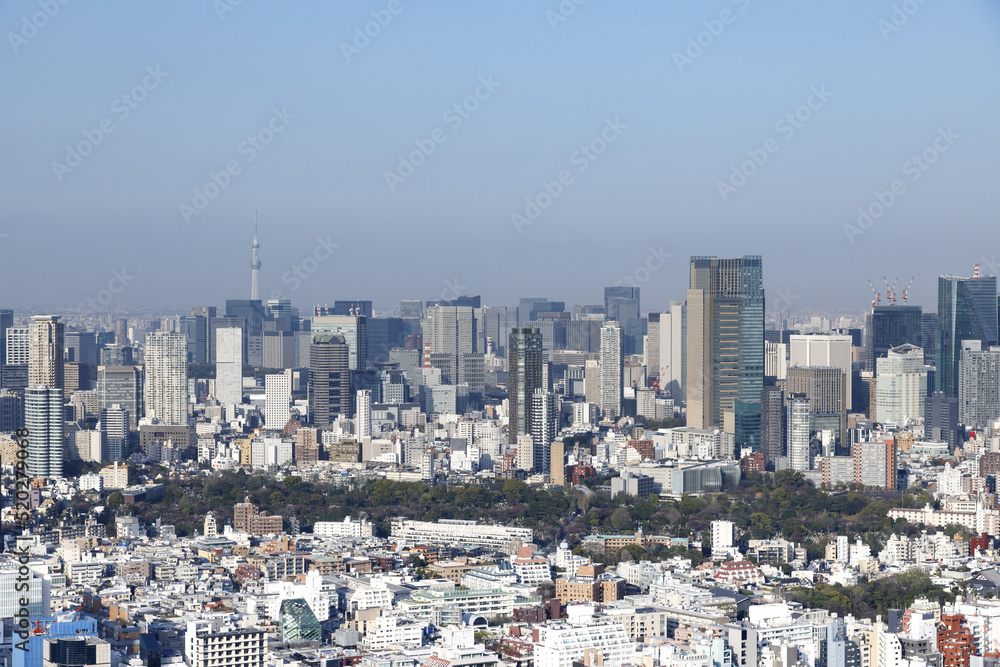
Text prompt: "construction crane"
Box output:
[[867, 279, 881, 311], [902, 277, 914, 304], [883, 276, 900, 306]]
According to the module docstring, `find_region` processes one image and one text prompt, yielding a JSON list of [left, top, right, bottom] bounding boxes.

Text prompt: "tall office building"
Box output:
[[925, 391, 959, 448], [645, 313, 660, 384], [29, 315, 65, 391], [144, 332, 188, 425], [937, 271, 998, 397], [599, 321, 624, 419], [518, 298, 565, 326], [508, 328, 543, 444], [311, 314, 367, 371], [114, 317, 129, 346], [99, 344, 134, 366], [765, 342, 787, 381], [97, 365, 142, 429], [423, 305, 479, 381], [25, 385, 64, 478], [400, 300, 423, 319], [65, 331, 98, 365], [760, 384, 785, 466], [0, 388, 23, 431], [875, 344, 927, 426], [686, 256, 764, 445], [310, 334, 350, 426], [958, 342, 1000, 430], [655, 301, 685, 402], [209, 316, 245, 364], [265, 369, 292, 431], [789, 334, 853, 409], [584, 359, 601, 406], [483, 306, 519, 357], [786, 366, 846, 449], [180, 315, 208, 364], [786, 393, 811, 472], [854, 439, 898, 490], [530, 389, 558, 475], [865, 305, 922, 373], [215, 328, 244, 406], [921, 311, 938, 370], [6, 326, 29, 365], [356, 389, 372, 439], [100, 404, 129, 462], [604, 286, 639, 323], [0, 309, 12, 366]]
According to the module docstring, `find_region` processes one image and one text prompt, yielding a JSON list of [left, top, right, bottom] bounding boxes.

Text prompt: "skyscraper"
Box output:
[[114, 317, 129, 346], [786, 393, 810, 472], [25, 385, 64, 478], [180, 315, 208, 364], [0, 309, 12, 366], [789, 334, 852, 409], [310, 334, 350, 426], [604, 286, 639, 323], [937, 271, 999, 398], [958, 342, 1000, 430], [686, 256, 764, 445], [100, 404, 129, 462], [265, 369, 292, 431], [925, 391, 959, 448], [760, 384, 784, 466], [875, 344, 927, 426], [423, 305, 479, 381], [143, 332, 188, 425], [865, 305, 922, 373], [530, 388, 558, 475], [786, 366, 846, 449], [356, 389, 372, 438], [508, 328, 543, 444], [97, 365, 142, 429], [599, 321, 624, 419], [28, 315, 64, 391], [250, 211, 261, 301], [311, 314, 367, 371]]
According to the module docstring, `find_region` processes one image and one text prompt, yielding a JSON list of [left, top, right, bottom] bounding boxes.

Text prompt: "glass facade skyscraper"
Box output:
[[686, 256, 764, 447], [937, 273, 998, 398], [865, 305, 922, 373], [508, 328, 542, 444]]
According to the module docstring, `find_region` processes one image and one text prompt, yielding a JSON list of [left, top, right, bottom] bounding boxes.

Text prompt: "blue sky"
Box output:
[[2, 0, 999, 315]]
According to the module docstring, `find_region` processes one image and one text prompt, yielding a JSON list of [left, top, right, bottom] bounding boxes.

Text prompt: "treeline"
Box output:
[[787, 568, 955, 619]]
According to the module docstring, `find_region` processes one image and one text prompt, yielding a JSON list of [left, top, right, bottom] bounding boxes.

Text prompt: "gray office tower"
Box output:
[[367, 317, 406, 366], [687, 256, 764, 449], [530, 389, 558, 474], [65, 331, 98, 365], [518, 298, 565, 326], [400, 300, 423, 319], [100, 404, 129, 462], [604, 287, 640, 322], [114, 317, 128, 345], [330, 300, 373, 318], [25, 385, 64, 478], [97, 365, 143, 429], [310, 334, 351, 426], [925, 391, 958, 449], [483, 306, 519, 356], [937, 272, 999, 398], [760, 384, 785, 466], [180, 315, 208, 364], [508, 328, 543, 444], [958, 343, 1000, 430], [100, 345, 134, 366], [865, 306, 921, 373]]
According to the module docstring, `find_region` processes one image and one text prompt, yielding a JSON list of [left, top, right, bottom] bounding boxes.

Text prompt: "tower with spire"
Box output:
[[251, 210, 261, 300]]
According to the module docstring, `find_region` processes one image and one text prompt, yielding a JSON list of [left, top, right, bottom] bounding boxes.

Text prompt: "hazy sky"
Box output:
[[3, 1, 999, 316]]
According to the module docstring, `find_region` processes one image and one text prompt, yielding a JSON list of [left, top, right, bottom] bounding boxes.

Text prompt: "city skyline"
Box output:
[[2, 1, 999, 312]]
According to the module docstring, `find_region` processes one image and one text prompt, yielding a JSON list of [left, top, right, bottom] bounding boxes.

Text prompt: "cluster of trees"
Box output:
[[788, 568, 954, 619]]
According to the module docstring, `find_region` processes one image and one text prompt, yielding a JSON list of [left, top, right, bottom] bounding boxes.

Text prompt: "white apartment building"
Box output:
[[215, 328, 243, 406], [360, 611, 427, 650], [185, 620, 266, 667], [389, 518, 533, 555], [534, 606, 635, 667], [313, 515, 374, 539], [264, 370, 292, 431], [876, 344, 927, 425], [144, 331, 188, 425]]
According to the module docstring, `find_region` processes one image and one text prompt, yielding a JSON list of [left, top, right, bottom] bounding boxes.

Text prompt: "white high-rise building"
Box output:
[[5, 326, 29, 365], [599, 321, 623, 419], [765, 342, 787, 380], [788, 334, 852, 409], [144, 332, 188, 425], [534, 606, 634, 667], [25, 385, 63, 478], [958, 342, 1000, 430], [264, 369, 292, 430], [658, 301, 685, 403], [215, 327, 243, 406], [786, 393, 810, 472], [356, 389, 372, 438], [100, 403, 129, 462], [711, 520, 735, 559], [876, 344, 927, 426]]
